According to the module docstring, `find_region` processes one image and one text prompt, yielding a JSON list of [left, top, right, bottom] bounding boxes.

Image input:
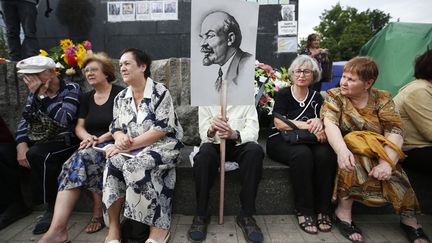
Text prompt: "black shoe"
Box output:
[[187, 216, 210, 243], [121, 218, 150, 243], [32, 210, 53, 234], [400, 221, 430, 243], [236, 216, 264, 243], [0, 202, 31, 230]]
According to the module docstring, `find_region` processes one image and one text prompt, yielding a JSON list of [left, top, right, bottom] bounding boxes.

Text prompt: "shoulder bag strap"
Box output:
[[273, 112, 300, 130]]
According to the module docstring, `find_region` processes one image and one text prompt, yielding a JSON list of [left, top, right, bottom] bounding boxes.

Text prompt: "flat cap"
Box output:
[[16, 56, 56, 74]]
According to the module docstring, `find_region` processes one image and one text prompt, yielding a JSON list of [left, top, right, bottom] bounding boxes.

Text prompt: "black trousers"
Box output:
[[0, 142, 24, 206], [402, 146, 432, 174], [1, 1, 39, 61], [193, 141, 264, 217], [26, 140, 78, 205], [266, 134, 337, 215]]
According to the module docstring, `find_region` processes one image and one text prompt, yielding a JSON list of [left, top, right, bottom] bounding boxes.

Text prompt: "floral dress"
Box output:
[[321, 88, 420, 217], [58, 85, 123, 193], [102, 78, 183, 229]]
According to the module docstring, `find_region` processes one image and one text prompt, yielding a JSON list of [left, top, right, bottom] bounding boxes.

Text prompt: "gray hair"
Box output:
[[288, 55, 321, 83]]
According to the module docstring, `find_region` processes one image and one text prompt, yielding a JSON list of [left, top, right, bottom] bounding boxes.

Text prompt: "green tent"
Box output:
[[359, 22, 432, 96]]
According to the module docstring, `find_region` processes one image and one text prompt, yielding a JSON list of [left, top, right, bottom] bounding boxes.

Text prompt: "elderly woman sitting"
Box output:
[[266, 55, 336, 234], [103, 48, 183, 243], [321, 56, 430, 243]]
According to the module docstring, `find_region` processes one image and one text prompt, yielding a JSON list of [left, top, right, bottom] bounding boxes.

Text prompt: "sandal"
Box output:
[[317, 214, 333, 232], [296, 212, 317, 234], [400, 221, 430, 243], [334, 215, 363, 243], [145, 231, 170, 243], [85, 216, 106, 234]]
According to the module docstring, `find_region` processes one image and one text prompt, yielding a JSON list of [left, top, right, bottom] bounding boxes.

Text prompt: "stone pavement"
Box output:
[[1, 212, 431, 242]]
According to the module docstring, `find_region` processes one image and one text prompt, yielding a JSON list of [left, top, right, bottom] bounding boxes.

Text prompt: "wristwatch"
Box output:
[[235, 130, 241, 144]]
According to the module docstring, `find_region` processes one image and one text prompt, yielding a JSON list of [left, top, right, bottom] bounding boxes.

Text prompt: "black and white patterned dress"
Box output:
[[102, 78, 183, 229]]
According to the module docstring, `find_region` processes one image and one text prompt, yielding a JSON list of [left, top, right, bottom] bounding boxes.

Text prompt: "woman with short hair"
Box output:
[[267, 55, 337, 234], [103, 48, 183, 243], [38, 53, 124, 243], [322, 56, 429, 243]]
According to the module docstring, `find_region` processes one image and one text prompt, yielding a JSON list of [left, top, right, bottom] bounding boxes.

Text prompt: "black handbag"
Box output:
[[22, 85, 67, 143], [273, 112, 318, 145], [121, 218, 150, 243]]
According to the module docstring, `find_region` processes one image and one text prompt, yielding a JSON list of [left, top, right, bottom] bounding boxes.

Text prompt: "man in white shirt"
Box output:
[[188, 105, 264, 243]]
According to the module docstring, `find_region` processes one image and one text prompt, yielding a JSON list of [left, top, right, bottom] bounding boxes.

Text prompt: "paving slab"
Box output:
[[1, 212, 431, 242]]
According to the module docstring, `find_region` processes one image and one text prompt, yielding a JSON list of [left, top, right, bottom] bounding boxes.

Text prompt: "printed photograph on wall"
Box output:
[[122, 2, 135, 21], [136, 1, 150, 20], [164, 1, 178, 20], [281, 4, 295, 21], [108, 2, 122, 22], [191, 0, 259, 106], [107, 0, 178, 22]]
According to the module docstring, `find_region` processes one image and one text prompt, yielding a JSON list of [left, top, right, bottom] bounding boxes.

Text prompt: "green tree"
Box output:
[[299, 3, 391, 61]]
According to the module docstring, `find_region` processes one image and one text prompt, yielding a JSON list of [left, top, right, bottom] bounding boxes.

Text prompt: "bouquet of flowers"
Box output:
[[255, 61, 291, 115], [39, 39, 92, 76]]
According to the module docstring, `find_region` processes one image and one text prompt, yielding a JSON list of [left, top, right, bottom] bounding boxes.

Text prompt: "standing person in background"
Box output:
[[302, 33, 331, 92], [38, 53, 124, 243], [0, 115, 31, 230], [0, 0, 39, 61], [15, 55, 81, 235]]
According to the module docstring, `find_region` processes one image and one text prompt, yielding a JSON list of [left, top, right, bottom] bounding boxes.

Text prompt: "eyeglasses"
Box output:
[[293, 69, 313, 76], [82, 67, 100, 74]]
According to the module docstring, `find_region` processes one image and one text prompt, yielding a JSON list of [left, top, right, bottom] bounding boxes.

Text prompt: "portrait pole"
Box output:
[[219, 78, 227, 225]]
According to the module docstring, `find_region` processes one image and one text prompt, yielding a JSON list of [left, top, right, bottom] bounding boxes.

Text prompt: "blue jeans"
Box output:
[[1, 1, 39, 61]]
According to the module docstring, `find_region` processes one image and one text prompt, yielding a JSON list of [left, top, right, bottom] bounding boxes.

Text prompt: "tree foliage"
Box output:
[[299, 3, 391, 61]]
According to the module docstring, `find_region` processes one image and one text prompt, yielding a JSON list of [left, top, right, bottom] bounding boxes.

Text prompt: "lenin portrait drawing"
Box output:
[[191, 0, 259, 106]]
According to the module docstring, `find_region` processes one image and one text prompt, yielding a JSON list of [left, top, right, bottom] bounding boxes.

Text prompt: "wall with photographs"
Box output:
[[35, 0, 297, 67]]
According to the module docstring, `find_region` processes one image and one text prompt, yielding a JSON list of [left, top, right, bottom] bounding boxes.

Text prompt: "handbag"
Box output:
[[22, 86, 67, 143], [273, 112, 318, 145]]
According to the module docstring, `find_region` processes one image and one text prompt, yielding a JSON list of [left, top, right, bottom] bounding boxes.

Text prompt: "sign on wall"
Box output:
[[107, 0, 178, 22], [277, 4, 297, 53]]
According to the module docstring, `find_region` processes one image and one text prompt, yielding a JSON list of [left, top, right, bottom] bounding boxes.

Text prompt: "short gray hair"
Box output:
[[288, 55, 321, 83]]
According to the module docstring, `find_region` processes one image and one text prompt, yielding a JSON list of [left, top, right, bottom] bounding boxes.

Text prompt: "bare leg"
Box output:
[[91, 192, 103, 217], [38, 188, 81, 243], [148, 227, 169, 242], [335, 198, 363, 242], [105, 197, 124, 242], [85, 192, 104, 233]]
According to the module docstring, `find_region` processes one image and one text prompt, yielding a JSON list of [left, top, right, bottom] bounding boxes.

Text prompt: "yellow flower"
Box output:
[[39, 49, 48, 56], [60, 39, 73, 51], [76, 44, 87, 68]]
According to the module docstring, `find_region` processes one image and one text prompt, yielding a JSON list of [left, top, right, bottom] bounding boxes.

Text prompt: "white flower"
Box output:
[[65, 67, 76, 75]]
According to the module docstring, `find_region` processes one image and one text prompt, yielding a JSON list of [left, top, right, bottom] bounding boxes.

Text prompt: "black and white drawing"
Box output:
[[281, 4, 295, 21], [191, 0, 259, 106]]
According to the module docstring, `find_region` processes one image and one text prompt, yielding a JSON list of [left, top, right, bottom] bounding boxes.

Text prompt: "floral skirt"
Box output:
[[102, 147, 178, 230], [58, 147, 106, 193], [333, 154, 421, 217]]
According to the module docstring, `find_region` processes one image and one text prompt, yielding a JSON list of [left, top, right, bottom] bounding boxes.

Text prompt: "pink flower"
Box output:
[[83, 40, 92, 50], [259, 95, 272, 106]]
